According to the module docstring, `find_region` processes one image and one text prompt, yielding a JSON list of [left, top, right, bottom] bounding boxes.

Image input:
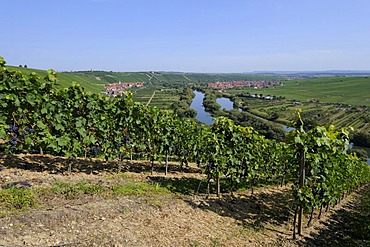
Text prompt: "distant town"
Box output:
[[103, 80, 282, 96], [103, 82, 144, 96], [208, 80, 282, 90]]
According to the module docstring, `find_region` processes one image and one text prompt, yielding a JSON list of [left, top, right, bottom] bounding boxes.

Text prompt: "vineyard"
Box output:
[[1, 56, 370, 244], [223, 91, 370, 135], [132, 88, 181, 109], [238, 76, 370, 107]]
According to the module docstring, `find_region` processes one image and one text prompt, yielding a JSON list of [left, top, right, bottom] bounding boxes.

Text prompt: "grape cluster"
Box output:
[[90, 146, 101, 156], [9, 124, 19, 132], [207, 162, 214, 169], [311, 187, 326, 199], [7, 122, 35, 151], [7, 124, 20, 150], [124, 135, 130, 146], [113, 141, 120, 149], [20, 127, 35, 137], [9, 137, 18, 146]]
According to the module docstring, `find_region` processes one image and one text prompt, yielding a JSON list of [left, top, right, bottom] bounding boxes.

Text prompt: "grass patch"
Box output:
[[105, 172, 137, 180], [112, 181, 169, 196], [51, 180, 104, 199], [0, 187, 36, 213]]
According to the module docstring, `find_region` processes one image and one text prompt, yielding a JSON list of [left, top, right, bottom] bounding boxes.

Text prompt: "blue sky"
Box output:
[[2, 0, 370, 72]]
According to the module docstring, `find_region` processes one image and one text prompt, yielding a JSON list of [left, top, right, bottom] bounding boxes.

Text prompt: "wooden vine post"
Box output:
[[298, 148, 305, 236]]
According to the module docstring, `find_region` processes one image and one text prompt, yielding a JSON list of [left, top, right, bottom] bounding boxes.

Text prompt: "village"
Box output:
[[103, 82, 144, 96]]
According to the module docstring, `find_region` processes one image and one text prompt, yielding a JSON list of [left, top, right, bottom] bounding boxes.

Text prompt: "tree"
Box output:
[[351, 131, 370, 147]]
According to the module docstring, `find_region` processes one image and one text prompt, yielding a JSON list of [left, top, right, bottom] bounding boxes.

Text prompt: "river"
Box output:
[[216, 97, 234, 111], [189, 91, 214, 125]]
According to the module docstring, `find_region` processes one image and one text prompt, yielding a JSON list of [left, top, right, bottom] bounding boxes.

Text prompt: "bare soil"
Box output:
[[0, 154, 368, 247]]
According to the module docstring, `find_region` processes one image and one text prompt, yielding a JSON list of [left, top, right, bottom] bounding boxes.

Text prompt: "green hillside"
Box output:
[[6, 65, 283, 94], [7, 66, 105, 94], [65, 71, 282, 85], [232, 76, 370, 107]]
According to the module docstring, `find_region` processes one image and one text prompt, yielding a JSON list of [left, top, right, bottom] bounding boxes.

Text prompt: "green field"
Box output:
[[232, 76, 370, 107]]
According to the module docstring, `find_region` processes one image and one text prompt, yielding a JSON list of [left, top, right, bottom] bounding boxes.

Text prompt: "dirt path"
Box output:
[[146, 90, 157, 106], [0, 172, 286, 246]]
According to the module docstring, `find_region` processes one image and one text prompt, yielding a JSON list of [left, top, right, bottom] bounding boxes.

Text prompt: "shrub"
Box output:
[[0, 187, 36, 212]]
